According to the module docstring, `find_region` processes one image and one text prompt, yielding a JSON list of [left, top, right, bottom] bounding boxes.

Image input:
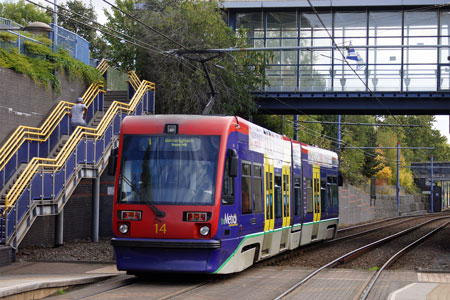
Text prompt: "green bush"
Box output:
[[0, 32, 18, 42]]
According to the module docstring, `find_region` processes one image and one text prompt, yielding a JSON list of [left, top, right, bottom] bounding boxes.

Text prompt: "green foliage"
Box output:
[[56, 0, 107, 60], [103, 0, 137, 71], [24, 40, 52, 56], [0, 32, 18, 42], [103, 0, 267, 115], [56, 288, 66, 295], [0, 0, 51, 25], [0, 45, 103, 93], [368, 266, 379, 271]]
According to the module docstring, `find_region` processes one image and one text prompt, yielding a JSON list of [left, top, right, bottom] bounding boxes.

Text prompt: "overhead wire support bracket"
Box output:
[[170, 50, 223, 115]]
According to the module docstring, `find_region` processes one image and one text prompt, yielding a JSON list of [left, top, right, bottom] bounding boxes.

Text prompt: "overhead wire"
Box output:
[[27, 0, 160, 54], [29, 0, 441, 161], [26, 0, 202, 74]]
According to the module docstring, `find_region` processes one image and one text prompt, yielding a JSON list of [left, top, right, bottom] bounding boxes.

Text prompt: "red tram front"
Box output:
[[110, 115, 339, 274]]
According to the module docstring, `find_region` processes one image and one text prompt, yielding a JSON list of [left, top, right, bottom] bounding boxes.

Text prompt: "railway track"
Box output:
[[358, 219, 450, 300], [273, 215, 450, 300], [260, 213, 438, 268], [46, 213, 450, 300]]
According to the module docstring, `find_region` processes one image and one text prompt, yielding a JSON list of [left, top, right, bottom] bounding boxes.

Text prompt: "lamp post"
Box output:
[[0, 22, 53, 34]]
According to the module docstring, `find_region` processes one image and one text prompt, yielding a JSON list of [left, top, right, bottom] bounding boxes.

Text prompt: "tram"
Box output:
[[109, 115, 340, 274]]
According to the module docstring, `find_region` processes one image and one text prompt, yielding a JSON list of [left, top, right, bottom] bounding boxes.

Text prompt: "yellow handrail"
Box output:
[[0, 62, 109, 172], [4, 80, 155, 210], [128, 71, 141, 91]]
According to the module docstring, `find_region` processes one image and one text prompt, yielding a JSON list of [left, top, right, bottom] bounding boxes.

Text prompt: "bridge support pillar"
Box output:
[[56, 209, 63, 247], [92, 177, 100, 243]]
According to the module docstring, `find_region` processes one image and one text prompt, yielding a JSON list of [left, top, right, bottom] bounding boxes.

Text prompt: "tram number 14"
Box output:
[[154, 223, 167, 235]]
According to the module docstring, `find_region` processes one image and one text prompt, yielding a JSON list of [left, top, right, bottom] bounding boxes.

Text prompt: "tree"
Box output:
[[0, 0, 51, 25], [103, 0, 138, 71], [56, 0, 107, 60], [103, 0, 267, 115]]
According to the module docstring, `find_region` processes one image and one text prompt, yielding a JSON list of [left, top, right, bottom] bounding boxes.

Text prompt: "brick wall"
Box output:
[[21, 216, 56, 247], [63, 179, 94, 240], [99, 172, 115, 237], [19, 173, 115, 247], [0, 246, 14, 266], [0, 67, 87, 144]]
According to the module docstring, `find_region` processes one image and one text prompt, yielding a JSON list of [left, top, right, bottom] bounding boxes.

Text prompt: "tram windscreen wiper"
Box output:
[[120, 174, 166, 218]]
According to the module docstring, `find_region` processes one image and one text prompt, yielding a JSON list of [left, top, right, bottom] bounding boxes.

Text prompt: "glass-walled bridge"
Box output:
[[224, 0, 450, 114]]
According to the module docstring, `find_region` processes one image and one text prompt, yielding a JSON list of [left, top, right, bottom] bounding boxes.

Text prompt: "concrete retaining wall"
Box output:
[[375, 194, 428, 219], [0, 67, 87, 144], [338, 184, 428, 225], [338, 183, 376, 225]]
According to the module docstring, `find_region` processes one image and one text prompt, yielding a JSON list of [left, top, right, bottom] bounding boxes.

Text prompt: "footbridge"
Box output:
[[223, 0, 450, 114], [0, 60, 155, 249]]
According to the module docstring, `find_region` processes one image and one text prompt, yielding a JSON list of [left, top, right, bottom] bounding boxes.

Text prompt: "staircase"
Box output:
[[0, 63, 155, 264]]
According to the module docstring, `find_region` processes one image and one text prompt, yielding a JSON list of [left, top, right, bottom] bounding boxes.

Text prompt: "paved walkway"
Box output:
[[0, 262, 449, 299], [0, 262, 122, 299]]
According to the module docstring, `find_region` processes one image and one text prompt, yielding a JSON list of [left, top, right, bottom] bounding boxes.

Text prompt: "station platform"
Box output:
[[0, 262, 448, 299], [0, 262, 123, 299]]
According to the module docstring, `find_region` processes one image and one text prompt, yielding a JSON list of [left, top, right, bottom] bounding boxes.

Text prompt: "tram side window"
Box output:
[[332, 176, 338, 206], [306, 178, 313, 214], [241, 162, 252, 214], [222, 155, 235, 205], [253, 164, 263, 214], [294, 177, 302, 216], [327, 176, 338, 206], [321, 180, 327, 212], [274, 175, 282, 218]]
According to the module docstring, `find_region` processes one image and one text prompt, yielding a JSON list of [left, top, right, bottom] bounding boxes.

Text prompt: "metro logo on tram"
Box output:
[[221, 213, 238, 226]]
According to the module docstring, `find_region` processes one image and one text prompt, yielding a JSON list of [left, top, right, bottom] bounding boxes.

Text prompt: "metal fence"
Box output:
[[0, 17, 90, 65], [49, 24, 90, 65], [0, 17, 45, 54]]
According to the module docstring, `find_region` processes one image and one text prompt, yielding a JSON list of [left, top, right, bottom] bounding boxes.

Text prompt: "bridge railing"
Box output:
[[3, 79, 155, 247], [0, 59, 109, 197]]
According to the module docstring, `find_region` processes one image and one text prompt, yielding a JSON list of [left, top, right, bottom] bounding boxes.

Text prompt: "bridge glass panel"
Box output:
[[230, 7, 448, 93], [300, 12, 332, 91], [236, 12, 263, 44], [367, 65, 401, 91], [439, 65, 450, 90]]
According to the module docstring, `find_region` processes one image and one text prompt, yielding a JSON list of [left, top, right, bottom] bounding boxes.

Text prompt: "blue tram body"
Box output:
[[111, 115, 339, 274]]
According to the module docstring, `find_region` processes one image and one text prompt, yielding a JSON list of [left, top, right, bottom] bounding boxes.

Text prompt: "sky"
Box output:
[[434, 115, 450, 143]]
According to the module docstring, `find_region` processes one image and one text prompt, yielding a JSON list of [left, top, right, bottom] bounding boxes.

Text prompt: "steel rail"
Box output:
[[274, 216, 449, 300], [337, 215, 416, 233], [330, 216, 425, 243], [358, 219, 450, 300]]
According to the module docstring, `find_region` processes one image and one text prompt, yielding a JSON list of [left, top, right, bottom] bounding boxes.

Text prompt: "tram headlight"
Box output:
[[199, 225, 210, 236], [119, 223, 129, 234]]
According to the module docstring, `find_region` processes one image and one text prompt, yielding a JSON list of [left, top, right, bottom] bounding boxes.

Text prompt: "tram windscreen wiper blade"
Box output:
[[143, 198, 166, 218], [121, 175, 166, 218]]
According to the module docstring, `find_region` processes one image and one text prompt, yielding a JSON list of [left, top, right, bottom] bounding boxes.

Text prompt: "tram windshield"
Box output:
[[117, 135, 220, 205]]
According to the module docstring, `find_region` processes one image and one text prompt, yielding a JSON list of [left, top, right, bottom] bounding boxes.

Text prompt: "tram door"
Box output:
[[262, 157, 274, 256], [312, 165, 321, 239], [280, 165, 290, 249]]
